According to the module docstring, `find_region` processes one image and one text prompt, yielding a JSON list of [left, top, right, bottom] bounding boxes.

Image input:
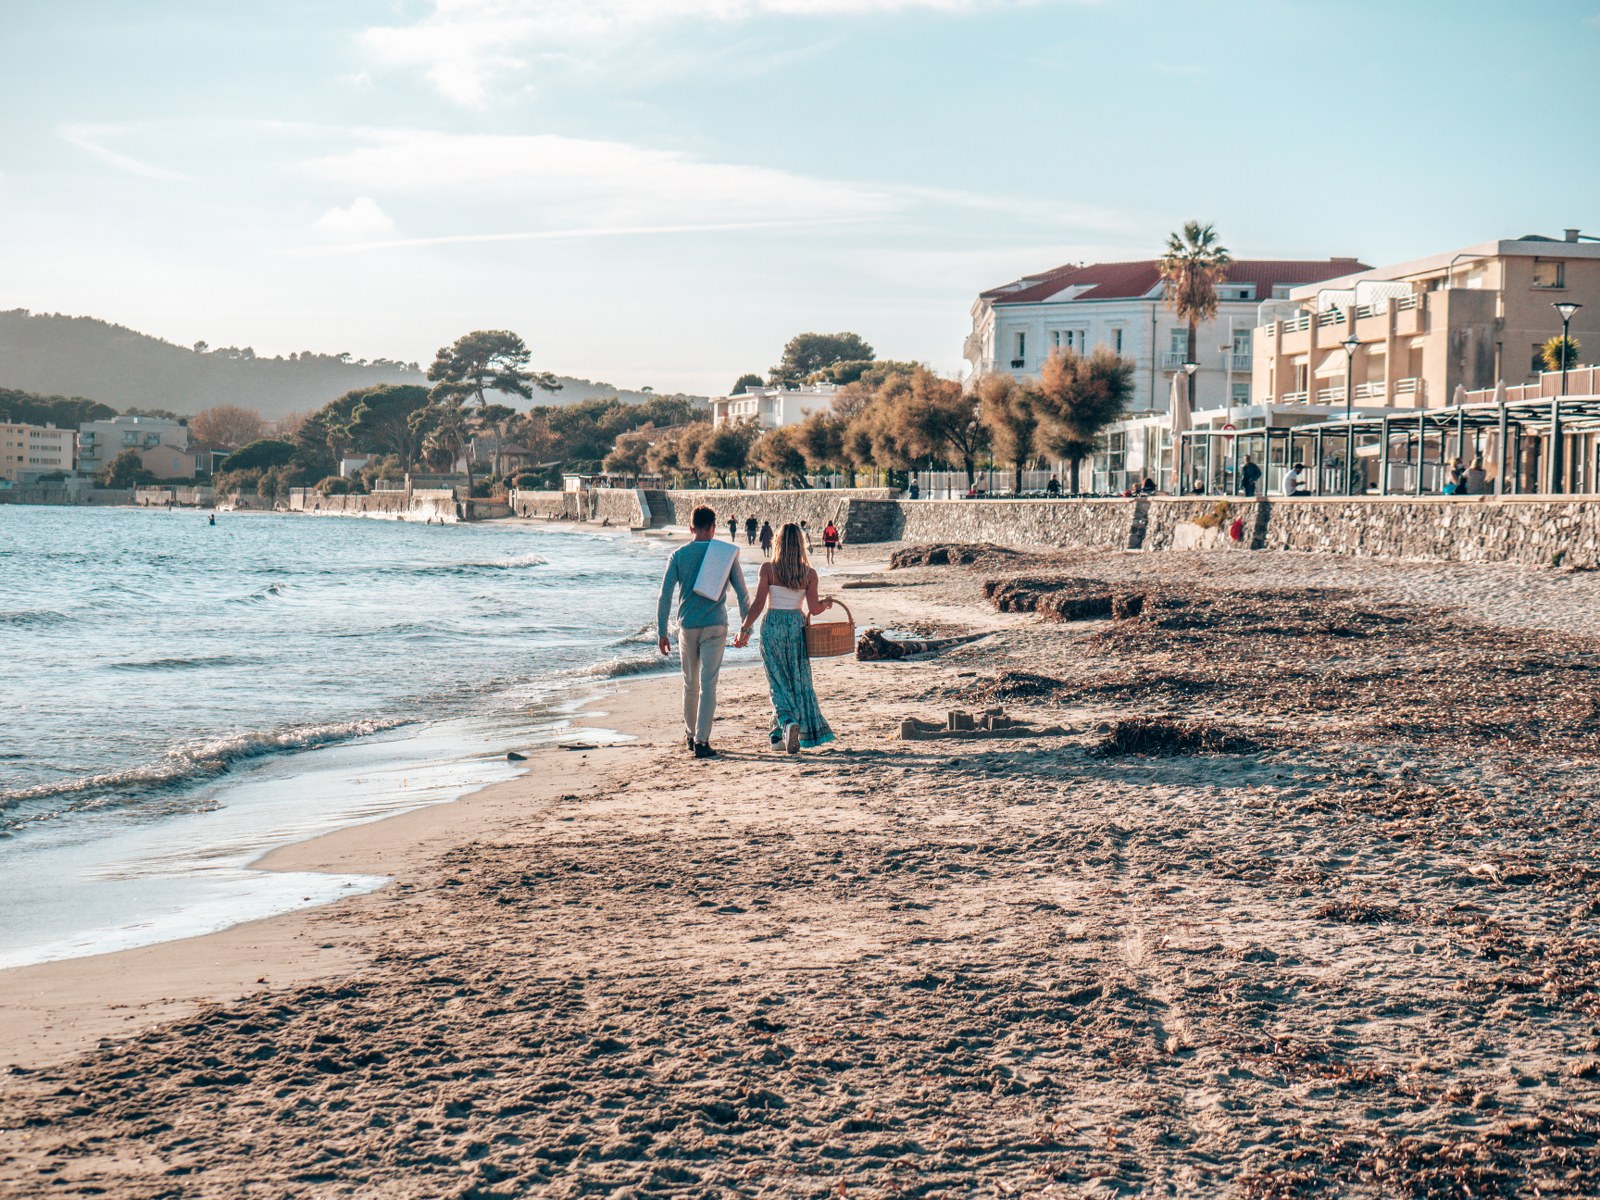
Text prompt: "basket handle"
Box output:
[[806, 595, 852, 627]]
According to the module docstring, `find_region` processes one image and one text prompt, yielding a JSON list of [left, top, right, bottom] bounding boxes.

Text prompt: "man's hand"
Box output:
[[732, 629, 750, 649], [657, 636, 671, 656]]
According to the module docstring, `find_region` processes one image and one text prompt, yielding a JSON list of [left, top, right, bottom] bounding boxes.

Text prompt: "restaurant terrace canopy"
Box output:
[[1174, 393, 1600, 497]]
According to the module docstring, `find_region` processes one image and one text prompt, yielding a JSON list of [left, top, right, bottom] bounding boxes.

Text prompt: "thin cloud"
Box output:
[[360, 0, 1073, 104], [299, 129, 899, 227], [59, 124, 189, 181], [285, 217, 869, 256]]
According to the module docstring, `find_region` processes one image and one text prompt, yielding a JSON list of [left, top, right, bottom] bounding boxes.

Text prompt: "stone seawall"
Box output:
[[504, 486, 1600, 568], [507, 489, 646, 525], [847, 498, 1137, 548], [665, 489, 898, 536], [1260, 497, 1600, 566], [289, 488, 460, 522]]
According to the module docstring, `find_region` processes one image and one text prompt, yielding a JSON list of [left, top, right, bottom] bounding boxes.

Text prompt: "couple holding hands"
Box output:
[[656, 505, 834, 759]]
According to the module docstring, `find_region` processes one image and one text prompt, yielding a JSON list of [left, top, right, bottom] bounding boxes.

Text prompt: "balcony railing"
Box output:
[[1160, 352, 1193, 369], [1229, 352, 1251, 372]]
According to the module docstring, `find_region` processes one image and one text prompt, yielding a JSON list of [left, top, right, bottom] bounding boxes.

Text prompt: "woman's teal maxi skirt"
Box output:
[[759, 609, 835, 749]]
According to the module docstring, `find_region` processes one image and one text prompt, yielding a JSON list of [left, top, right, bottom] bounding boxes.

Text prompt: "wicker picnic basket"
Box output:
[[804, 597, 855, 658]]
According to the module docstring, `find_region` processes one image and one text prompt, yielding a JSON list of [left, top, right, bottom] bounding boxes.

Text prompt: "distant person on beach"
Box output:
[[208, 513, 215, 526], [727, 516, 738, 541], [1450, 457, 1467, 492], [745, 515, 758, 545], [1283, 463, 1308, 496], [657, 505, 750, 760], [908, 480, 920, 500], [734, 523, 835, 754], [759, 520, 774, 554], [822, 521, 839, 565], [1047, 475, 1061, 497], [1240, 456, 1261, 497]]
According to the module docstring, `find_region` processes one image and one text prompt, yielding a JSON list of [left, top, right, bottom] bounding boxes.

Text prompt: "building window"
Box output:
[[1112, 328, 1124, 353], [1016, 332, 1026, 358], [1169, 329, 1189, 358], [1231, 382, 1251, 406], [1049, 329, 1087, 353], [1532, 259, 1565, 289]]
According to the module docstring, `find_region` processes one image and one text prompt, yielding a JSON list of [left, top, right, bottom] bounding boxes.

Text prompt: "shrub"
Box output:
[[316, 476, 352, 495]]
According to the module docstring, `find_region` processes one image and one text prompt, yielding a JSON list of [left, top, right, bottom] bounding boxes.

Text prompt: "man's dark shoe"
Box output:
[[686, 732, 696, 753], [694, 742, 718, 759]]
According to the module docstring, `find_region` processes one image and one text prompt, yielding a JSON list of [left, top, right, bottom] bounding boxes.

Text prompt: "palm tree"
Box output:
[[1158, 221, 1232, 414]]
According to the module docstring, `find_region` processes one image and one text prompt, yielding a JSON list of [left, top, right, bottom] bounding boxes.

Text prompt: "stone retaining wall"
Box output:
[[289, 488, 460, 522], [849, 498, 1136, 548], [665, 489, 897, 536], [1260, 497, 1600, 566]]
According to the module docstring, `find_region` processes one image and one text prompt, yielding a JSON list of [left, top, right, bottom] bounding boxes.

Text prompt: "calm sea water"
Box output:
[[0, 506, 702, 967]]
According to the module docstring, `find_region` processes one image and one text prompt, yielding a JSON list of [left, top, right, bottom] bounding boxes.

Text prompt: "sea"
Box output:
[[0, 506, 725, 970]]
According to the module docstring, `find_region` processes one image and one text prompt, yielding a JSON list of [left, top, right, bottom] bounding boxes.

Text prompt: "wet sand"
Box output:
[[3, 545, 1600, 1197]]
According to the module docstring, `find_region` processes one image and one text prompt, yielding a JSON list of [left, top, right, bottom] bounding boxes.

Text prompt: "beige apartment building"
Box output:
[[1252, 231, 1600, 410], [0, 423, 75, 484]]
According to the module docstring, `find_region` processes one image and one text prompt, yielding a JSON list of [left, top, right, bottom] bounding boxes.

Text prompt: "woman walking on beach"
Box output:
[[734, 523, 835, 754]]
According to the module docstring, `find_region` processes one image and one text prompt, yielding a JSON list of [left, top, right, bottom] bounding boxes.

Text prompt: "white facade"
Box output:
[[965, 259, 1366, 417], [969, 295, 1260, 415], [78, 415, 189, 476], [0, 423, 75, 483], [709, 384, 839, 430]]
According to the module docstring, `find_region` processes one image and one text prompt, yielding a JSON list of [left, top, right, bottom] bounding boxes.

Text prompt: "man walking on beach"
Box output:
[[658, 506, 750, 760]]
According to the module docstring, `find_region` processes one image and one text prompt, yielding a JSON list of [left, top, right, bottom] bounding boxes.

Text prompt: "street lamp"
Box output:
[[1554, 302, 1582, 396], [1341, 335, 1361, 494], [1341, 335, 1361, 421]]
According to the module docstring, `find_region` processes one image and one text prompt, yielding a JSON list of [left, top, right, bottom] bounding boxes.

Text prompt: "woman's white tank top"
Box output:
[[769, 583, 805, 611]]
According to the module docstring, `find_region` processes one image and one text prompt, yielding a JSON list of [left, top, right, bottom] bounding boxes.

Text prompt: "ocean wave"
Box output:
[[609, 623, 659, 647], [0, 717, 411, 813], [411, 552, 549, 576], [0, 609, 72, 628], [229, 582, 290, 604], [108, 654, 255, 673], [583, 653, 670, 680]]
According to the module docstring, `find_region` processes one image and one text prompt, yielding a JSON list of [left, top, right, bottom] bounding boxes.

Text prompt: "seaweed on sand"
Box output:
[[1092, 717, 1261, 757]]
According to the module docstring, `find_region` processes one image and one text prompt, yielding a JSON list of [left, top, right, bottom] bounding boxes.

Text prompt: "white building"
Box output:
[[964, 257, 1368, 413], [78, 415, 189, 477], [0, 423, 75, 484], [709, 384, 840, 430]]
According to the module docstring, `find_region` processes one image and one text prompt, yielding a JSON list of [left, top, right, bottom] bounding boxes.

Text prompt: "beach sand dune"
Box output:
[[4, 548, 1600, 1197]]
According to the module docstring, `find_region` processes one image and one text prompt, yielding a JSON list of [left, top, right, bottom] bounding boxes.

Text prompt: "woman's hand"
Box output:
[[818, 598, 834, 612], [733, 628, 751, 648]]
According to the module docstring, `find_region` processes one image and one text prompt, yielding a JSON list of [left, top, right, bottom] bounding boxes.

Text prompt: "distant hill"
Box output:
[[0, 309, 695, 420]]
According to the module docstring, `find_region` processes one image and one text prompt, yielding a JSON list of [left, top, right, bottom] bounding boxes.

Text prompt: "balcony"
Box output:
[[1229, 352, 1251, 372], [1159, 352, 1192, 370]]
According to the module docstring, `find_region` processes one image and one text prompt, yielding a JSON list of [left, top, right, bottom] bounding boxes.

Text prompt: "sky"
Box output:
[[3, 0, 1599, 396]]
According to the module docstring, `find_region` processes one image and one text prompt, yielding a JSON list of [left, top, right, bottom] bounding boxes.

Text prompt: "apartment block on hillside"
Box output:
[[1252, 230, 1600, 410], [77, 414, 189, 477], [0, 423, 75, 484]]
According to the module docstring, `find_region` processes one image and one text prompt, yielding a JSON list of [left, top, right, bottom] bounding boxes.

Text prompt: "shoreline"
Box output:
[[0, 673, 686, 1070]]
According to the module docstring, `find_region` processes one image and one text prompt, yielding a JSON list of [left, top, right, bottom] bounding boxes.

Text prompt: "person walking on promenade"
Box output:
[[1240, 456, 1261, 497], [727, 515, 738, 541], [734, 523, 835, 754], [658, 506, 750, 760], [745, 515, 758, 545], [759, 520, 774, 554], [822, 520, 839, 565]]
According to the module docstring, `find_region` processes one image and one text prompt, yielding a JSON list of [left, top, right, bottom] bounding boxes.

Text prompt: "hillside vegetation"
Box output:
[[0, 310, 692, 419]]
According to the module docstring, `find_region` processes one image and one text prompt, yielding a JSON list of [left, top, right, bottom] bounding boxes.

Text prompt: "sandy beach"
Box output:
[[4, 541, 1600, 1197]]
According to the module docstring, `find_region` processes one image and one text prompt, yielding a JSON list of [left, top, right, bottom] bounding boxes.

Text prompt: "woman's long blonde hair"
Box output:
[[770, 522, 810, 589]]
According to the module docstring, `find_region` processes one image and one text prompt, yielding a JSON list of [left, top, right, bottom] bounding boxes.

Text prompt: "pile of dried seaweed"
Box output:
[[889, 543, 1016, 569], [1093, 716, 1262, 757]]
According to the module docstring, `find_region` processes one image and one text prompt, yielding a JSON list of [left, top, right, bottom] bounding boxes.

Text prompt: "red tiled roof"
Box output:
[[984, 257, 1370, 306]]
